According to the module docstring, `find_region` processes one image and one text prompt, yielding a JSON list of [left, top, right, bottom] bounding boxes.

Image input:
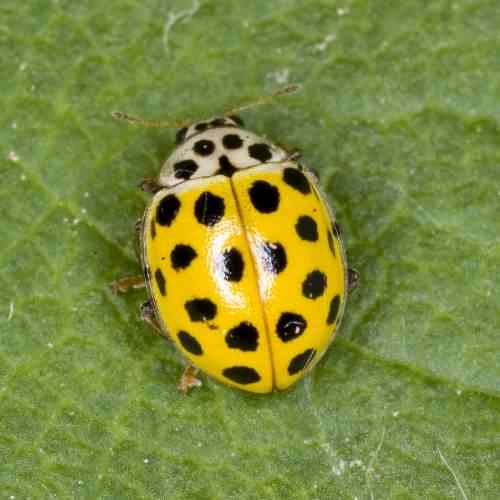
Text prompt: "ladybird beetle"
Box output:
[[112, 86, 358, 394]]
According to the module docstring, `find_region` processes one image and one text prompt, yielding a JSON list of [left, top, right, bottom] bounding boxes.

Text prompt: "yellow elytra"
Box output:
[[143, 159, 347, 393], [113, 89, 355, 394]]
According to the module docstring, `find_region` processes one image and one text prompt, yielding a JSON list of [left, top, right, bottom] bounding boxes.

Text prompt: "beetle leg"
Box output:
[[111, 275, 146, 294], [178, 364, 202, 394], [274, 141, 302, 162], [139, 177, 163, 193], [303, 165, 320, 181], [287, 149, 302, 161], [140, 301, 201, 393], [139, 300, 166, 336], [348, 268, 360, 292]]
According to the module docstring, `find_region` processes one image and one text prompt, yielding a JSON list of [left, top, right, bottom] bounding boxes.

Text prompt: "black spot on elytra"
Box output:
[[261, 241, 287, 274], [248, 143, 272, 162], [193, 139, 215, 156], [276, 312, 307, 342], [295, 215, 319, 242], [177, 331, 203, 355], [175, 127, 188, 145], [283, 167, 311, 194], [173, 159, 198, 180], [171, 244, 197, 270], [302, 270, 327, 299], [222, 134, 243, 149], [150, 219, 156, 240], [222, 247, 244, 281], [249, 180, 280, 213], [225, 322, 258, 351], [157, 194, 180, 227], [155, 268, 166, 296], [185, 298, 217, 322], [217, 155, 238, 177], [288, 348, 317, 375], [194, 191, 225, 226], [222, 366, 261, 384], [327, 295, 341, 325]]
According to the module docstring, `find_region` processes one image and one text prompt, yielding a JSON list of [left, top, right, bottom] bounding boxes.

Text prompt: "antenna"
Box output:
[[111, 84, 301, 129], [111, 111, 190, 129], [224, 84, 301, 116]]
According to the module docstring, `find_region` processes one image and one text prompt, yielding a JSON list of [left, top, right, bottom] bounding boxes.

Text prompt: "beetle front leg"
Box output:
[[139, 177, 163, 193]]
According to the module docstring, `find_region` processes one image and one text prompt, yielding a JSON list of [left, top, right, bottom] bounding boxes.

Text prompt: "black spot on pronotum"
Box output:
[[276, 312, 307, 342], [222, 134, 243, 149], [185, 298, 217, 322], [175, 127, 188, 144], [173, 159, 199, 180], [222, 366, 261, 384], [194, 191, 225, 226], [222, 247, 244, 281], [171, 244, 197, 270], [177, 331, 203, 355], [295, 215, 319, 242], [288, 348, 317, 375], [193, 139, 215, 156], [327, 295, 341, 325], [248, 180, 280, 213], [217, 155, 237, 177], [157, 194, 181, 226], [248, 143, 272, 162], [225, 322, 259, 351], [283, 167, 311, 194], [155, 268, 166, 296], [261, 241, 287, 274], [302, 270, 327, 299]]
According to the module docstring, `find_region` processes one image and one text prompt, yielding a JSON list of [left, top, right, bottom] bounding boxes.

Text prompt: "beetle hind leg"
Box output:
[[141, 301, 202, 394], [178, 364, 202, 394], [140, 300, 166, 336]]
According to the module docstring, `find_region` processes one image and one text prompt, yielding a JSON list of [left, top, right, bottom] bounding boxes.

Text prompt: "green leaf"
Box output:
[[1, 1, 499, 498]]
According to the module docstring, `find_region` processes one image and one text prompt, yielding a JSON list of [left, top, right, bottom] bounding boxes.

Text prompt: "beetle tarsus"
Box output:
[[348, 268, 360, 292], [178, 365, 202, 394], [111, 275, 146, 294]]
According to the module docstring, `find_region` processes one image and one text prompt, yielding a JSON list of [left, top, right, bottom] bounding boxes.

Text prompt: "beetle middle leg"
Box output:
[[111, 275, 146, 294], [348, 268, 360, 292]]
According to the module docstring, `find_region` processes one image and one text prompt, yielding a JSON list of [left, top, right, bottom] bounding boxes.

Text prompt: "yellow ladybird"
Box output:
[[112, 88, 358, 394]]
